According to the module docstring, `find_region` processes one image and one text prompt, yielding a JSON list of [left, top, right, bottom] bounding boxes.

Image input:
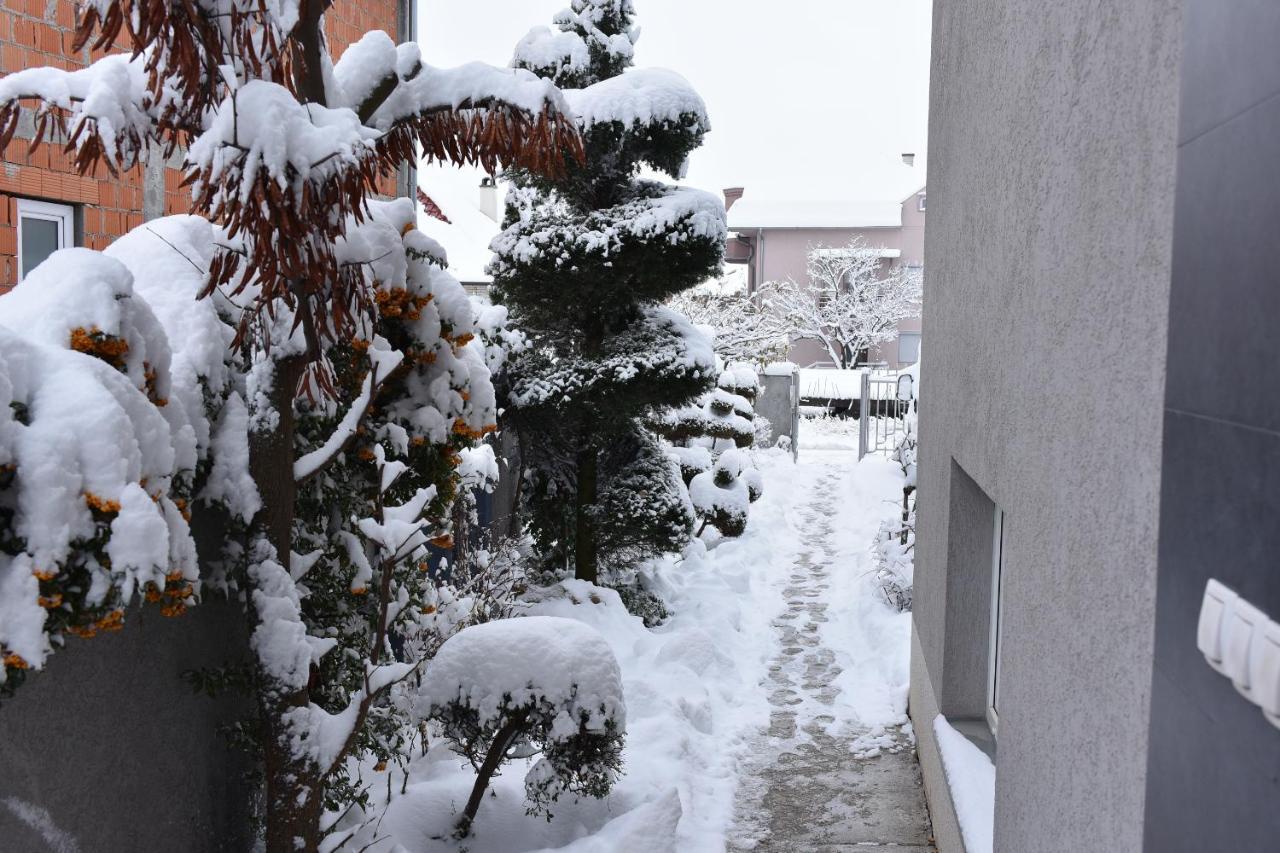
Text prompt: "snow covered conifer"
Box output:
[[1, 6, 580, 849], [418, 616, 625, 837], [494, 0, 727, 582]]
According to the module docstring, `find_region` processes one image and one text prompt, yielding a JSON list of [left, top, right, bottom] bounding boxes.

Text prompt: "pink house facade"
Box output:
[[724, 186, 926, 370]]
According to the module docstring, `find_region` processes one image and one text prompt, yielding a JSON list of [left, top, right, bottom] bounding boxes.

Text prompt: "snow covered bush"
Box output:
[[874, 404, 918, 611], [418, 615, 625, 836], [656, 362, 764, 538], [0, 249, 209, 695], [0, 5, 581, 849], [493, 0, 725, 583]]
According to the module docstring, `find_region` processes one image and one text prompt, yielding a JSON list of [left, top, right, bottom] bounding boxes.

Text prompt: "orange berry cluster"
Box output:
[[375, 288, 433, 321], [69, 326, 130, 370]]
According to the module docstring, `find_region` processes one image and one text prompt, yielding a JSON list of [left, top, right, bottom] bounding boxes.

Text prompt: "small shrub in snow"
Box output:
[[611, 574, 670, 627], [418, 616, 626, 836], [656, 362, 764, 538]]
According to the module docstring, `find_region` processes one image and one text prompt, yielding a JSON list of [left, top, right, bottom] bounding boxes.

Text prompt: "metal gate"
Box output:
[[858, 372, 915, 460]]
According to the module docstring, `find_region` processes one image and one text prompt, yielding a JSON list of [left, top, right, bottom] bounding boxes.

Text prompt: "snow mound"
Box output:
[[420, 616, 626, 735], [933, 715, 995, 853]]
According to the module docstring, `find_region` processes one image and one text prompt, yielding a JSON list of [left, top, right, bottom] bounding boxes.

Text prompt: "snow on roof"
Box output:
[[726, 198, 903, 230], [813, 246, 901, 259], [415, 173, 501, 285]]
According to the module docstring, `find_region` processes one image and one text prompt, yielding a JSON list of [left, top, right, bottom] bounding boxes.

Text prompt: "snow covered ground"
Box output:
[[353, 434, 918, 852]]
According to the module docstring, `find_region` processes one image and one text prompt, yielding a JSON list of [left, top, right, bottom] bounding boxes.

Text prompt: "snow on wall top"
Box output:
[[566, 68, 708, 131], [726, 198, 903, 230], [419, 615, 626, 735]]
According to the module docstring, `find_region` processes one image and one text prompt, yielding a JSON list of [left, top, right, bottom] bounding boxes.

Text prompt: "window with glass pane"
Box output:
[[17, 199, 74, 280], [898, 332, 921, 364]]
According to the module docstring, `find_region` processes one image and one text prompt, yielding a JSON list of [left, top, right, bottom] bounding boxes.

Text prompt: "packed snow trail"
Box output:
[[728, 441, 933, 851]]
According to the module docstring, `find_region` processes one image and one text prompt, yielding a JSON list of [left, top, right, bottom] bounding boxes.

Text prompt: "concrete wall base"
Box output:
[[910, 620, 966, 853]]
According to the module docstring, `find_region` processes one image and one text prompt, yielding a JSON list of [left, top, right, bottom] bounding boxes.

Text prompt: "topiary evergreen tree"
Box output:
[[492, 0, 726, 583]]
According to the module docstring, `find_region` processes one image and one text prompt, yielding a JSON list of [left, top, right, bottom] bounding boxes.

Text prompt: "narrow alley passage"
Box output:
[[729, 443, 934, 851]]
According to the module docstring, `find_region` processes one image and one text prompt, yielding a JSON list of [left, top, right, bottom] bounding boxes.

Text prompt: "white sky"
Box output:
[[416, 0, 932, 205]]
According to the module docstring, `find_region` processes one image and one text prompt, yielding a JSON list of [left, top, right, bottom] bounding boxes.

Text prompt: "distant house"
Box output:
[[724, 185, 926, 370], [416, 176, 503, 297]]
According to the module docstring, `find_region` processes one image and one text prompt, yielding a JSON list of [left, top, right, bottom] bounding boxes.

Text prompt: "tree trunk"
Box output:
[[574, 440, 599, 584], [456, 711, 530, 838], [248, 355, 325, 853]]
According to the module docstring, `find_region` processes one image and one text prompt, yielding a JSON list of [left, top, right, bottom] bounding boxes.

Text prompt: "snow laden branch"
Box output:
[[759, 237, 922, 369], [1, 19, 584, 358], [292, 347, 403, 482]]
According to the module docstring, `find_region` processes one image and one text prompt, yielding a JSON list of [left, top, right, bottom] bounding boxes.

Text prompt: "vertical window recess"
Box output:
[[987, 508, 1006, 736]]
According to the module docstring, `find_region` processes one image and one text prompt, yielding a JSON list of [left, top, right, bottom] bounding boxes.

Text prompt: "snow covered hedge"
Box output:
[[0, 239, 229, 694], [418, 615, 626, 836]]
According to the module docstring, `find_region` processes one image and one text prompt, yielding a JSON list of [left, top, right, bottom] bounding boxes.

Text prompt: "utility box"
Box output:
[[757, 364, 800, 460]]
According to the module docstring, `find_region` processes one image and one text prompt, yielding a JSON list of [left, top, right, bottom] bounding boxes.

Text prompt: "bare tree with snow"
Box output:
[[760, 238, 922, 369], [667, 278, 790, 366]]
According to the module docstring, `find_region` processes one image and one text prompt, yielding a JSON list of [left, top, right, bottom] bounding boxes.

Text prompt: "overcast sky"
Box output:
[[417, 0, 932, 204]]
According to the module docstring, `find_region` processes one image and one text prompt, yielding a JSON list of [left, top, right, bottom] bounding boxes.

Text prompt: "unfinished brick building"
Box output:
[[0, 0, 412, 291]]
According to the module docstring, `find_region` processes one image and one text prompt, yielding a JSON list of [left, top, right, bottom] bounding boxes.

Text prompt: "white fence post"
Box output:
[[858, 371, 870, 461]]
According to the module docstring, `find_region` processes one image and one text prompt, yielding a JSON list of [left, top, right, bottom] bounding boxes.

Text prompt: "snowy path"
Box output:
[[728, 448, 933, 852]]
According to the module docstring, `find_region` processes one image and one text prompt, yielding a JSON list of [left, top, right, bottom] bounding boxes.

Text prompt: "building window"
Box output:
[[898, 332, 921, 364], [987, 509, 1006, 736], [17, 199, 74, 280], [917, 192, 927, 212]]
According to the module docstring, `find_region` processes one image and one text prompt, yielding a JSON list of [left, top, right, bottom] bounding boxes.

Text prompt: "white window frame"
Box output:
[[917, 192, 927, 212], [17, 198, 75, 281], [898, 332, 921, 365], [987, 508, 1006, 736]]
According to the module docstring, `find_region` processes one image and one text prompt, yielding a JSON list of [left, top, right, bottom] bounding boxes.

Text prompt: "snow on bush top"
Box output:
[[566, 68, 708, 132], [719, 362, 759, 398], [420, 615, 626, 735], [491, 184, 725, 270], [513, 25, 591, 80], [351, 40, 571, 132], [105, 216, 237, 459], [0, 248, 173, 404], [0, 326, 199, 674]]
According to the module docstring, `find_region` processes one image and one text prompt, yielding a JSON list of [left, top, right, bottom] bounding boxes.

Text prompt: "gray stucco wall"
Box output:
[[912, 1, 1182, 851], [1143, 1, 1280, 849], [0, 511, 253, 852]]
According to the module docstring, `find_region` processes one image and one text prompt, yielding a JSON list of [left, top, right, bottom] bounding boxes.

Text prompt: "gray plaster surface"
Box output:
[[729, 468, 934, 852], [914, 1, 1182, 850]]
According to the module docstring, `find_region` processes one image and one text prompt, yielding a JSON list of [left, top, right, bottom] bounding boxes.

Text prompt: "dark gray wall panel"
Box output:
[[1145, 1, 1280, 847], [0, 599, 253, 853], [1178, 0, 1280, 143]]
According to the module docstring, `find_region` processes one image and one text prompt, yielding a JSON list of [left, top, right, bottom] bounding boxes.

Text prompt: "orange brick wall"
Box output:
[[0, 0, 405, 291]]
